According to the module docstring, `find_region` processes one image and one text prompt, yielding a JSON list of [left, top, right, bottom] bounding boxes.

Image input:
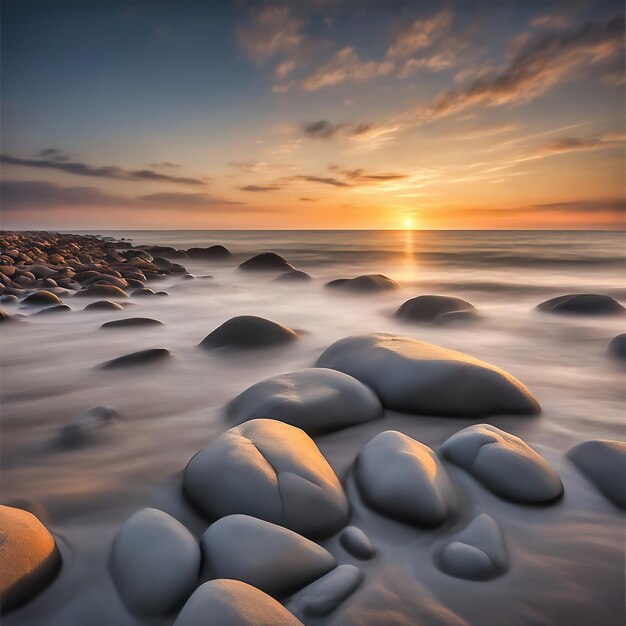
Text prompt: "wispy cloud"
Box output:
[[387, 9, 454, 58], [240, 184, 283, 192], [302, 119, 374, 139], [537, 133, 625, 157]]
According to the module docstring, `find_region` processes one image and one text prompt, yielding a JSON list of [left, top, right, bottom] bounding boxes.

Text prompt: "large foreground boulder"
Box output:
[[200, 316, 298, 350], [537, 294, 625, 316], [173, 580, 303, 626], [110, 508, 200, 616], [567, 440, 626, 509], [354, 431, 456, 526], [226, 368, 382, 435], [201, 515, 335, 598], [325, 274, 398, 293], [316, 333, 540, 418], [395, 295, 476, 323], [0, 505, 60, 613], [183, 419, 348, 537], [238, 253, 294, 272], [440, 424, 563, 503]]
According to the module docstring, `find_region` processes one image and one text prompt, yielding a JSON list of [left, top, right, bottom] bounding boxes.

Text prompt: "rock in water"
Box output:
[[440, 424, 563, 503], [74, 285, 128, 298], [316, 333, 540, 417], [173, 580, 304, 626], [201, 514, 335, 598], [275, 270, 312, 282], [22, 290, 61, 306], [186, 245, 231, 260], [238, 252, 295, 272], [395, 295, 476, 323], [608, 334, 626, 360], [110, 508, 200, 616], [33, 304, 71, 315], [325, 274, 398, 293], [568, 440, 626, 509], [0, 309, 11, 323], [199, 316, 298, 350], [101, 317, 163, 329], [536, 294, 625, 316], [0, 505, 60, 613], [101, 348, 171, 369], [83, 300, 124, 311], [58, 406, 118, 447], [339, 526, 376, 560], [226, 368, 382, 435], [354, 431, 456, 526], [438, 514, 508, 581], [183, 419, 348, 537]]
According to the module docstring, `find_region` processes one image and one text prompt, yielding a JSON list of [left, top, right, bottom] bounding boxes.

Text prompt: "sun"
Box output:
[[403, 217, 414, 230]]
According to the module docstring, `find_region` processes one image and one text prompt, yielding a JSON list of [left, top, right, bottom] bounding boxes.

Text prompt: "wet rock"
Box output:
[[317, 333, 540, 418], [395, 295, 476, 323], [33, 304, 71, 315], [276, 270, 312, 282], [101, 348, 171, 369], [201, 514, 335, 598], [435, 309, 480, 325], [110, 508, 200, 616], [0, 309, 10, 323], [183, 419, 348, 537], [355, 430, 456, 526], [0, 505, 60, 613], [568, 440, 626, 509], [440, 424, 563, 503], [83, 300, 124, 311], [101, 317, 163, 329], [22, 290, 61, 306], [1, 294, 19, 304], [608, 334, 626, 360], [200, 316, 298, 350], [186, 245, 231, 260], [339, 526, 375, 560], [132, 287, 156, 296], [226, 368, 382, 435], [238, 252, 295, 272], [58, 406, 118, 447], [74, 285, 128, 298], [537, 294, 625, 316], [325, 274, 398, 293]]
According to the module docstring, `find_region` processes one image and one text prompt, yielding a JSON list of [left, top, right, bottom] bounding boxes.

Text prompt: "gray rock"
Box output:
[[238, 252, 295, 272], [183, 419, 348, 537], [101, 317, 163, 329], [33, 304, 71, 315], [187, 245, 231, 260], [317, 333, 540, 417], [440, 424, 563, 503], [608, 333, 626, 360], [395, 295, 476, 323], [537, 294, 625, 316], [201, 514, 335, 597], [339, 526, 375, 560], [200, 316, 298, 350], [226, 368, 382, 435], [275, 270, 312, 282], [435, 309, 480, 325], [110, 508, 200, 616], [22, 290, 61, 306], [83, 300, 124, 311], [325, 274, 398, 293], [101, 348, 171, 369], [355, 430, 456, 527]]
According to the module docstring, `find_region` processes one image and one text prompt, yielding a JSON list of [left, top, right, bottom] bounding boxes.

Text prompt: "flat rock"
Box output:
[[22, 290, 61, 306], [0, 505, 60, 613], [200, 315, 298, 350], [183, 419, 348, 537], [74, 285, 128, 298], [110, 508, 200, 616], [238, 252, 295, 272], [201, 514, 335, 598], [275, 270, 312, 282], [101, 317, 163, 329], [101, 348, 171, 369], [173, 580, 303, 626], [537, 293, 625, 316], [395, 295, 476, 323], [568, 440, 626, 509], [326, 274, 398, 293], [317, 333, 540, 418], [440, 424, 563, 503], [355, 430, 456, 526], [339, 526, 375, 560], [608, 334, 626, 360], [438, 514, 508, 580], [83, 300, 124, 311], [226, 368, 382, 435]]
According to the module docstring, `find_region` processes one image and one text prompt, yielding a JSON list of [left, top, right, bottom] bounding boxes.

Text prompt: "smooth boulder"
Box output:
[[608, 334, 626, 360], [238, 252, 295, 272], [395, 295, 476, 323], [440, 424, 563, 503], [276, 270, 312, 282], [74, 285, 128, 298], [200, 316, 298, 350], [101, 348, 171, 369], [537, 294, 625, 316], [22, 290, 61, 306], [339, 526, 375, 560], [101, 317, 163, 329], [326, 274, 398, 293], [226, 368, 382, 435], [84, 300, 124, 311], [186, 245, 231, 260], [317, 333, 540, 417]]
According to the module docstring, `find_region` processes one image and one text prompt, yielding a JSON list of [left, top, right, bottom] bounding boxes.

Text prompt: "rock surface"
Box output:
[[395, 295, 476, 323], [110, 508, 200, 616], [276, 270, 312, 282], [200, 316, 298, 350], [325, 274, 398, 293], [226, 368, 382, 435], [74, 285, 128, 298], [608, 333, 626, 360], [186, 245, 231, 260], [101, 348, 171, 369], [22, 290, 61, 306], [537, 294, 625, 316], [339, 526, 376, 560], [441, 424, 563, 503], [238, 252, 295, 272], [183, 419, 348, 537], [201, 514, 335, 597], [33, 304, 71, 315], [101, 317, 163, 329], [317, 333, 540, 417], [83, 300, 124, 311], [355, 431, 456, 526]]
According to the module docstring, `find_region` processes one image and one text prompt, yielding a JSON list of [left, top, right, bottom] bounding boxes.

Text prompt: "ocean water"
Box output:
[[1, 230, 625, 625]]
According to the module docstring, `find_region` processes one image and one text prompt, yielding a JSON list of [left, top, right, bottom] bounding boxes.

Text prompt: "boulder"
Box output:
[[132, 287, 156, 296], [200, 316, 298, 350], [186, 245, 231, 260], [110, 508, 200, 616], [58, 406, 118, 447], [22, 290, 61, 306], [1, 294, 19, 304], [74, 285, 128, 298], [537, 294, 625, 316], [317, 333, 540, 417], [238, 252, 295, 272], [608, 334, 626, 360], [325, 274, 398, 293], [354, 431, 456, 526], [275, 270, 312, 282], [33, 304, 71, 315], [101, 317, 163, 329], [226, 368, 382, 435], [0, 309, 10, 323], [201, 514, 335, 598], [101, 348, 172, 369], [440, 424, 563, 503], [83, 300, 124, 311], [395, 295, 476, 323], [183, 419, 348, 537], [339, 526, 375, 560]]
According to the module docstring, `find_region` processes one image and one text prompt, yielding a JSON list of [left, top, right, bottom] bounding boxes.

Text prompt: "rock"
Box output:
[[435, 309, 480, 325], [173, 580, 303, 626], [1, 294, 18, 304], [101, 348, 171, 369], [22, 290, 61, 306], [58, 406, 118, 447], [201, 514, 335, 597], [226, 368, 382, 435], [33, 304, 71, 315], [317, 333, 540, 418], [183, 419, 348, 537], [608, 334, 626, 360], [0, 505, 60, 613], [186, 245, 231, 260], [568, 440, 626, 509], [289, 565, 363, 618], [74, 285, 128, 298], [339, 526, 375, 560], [440, 424, 563, 503], [163, 250, 188, 261], [395, 295, 476, 323], [199, 316, 298, 350], [0, 309, 10, 323], [83, 300, 124, 311], [275, 270, 312, 282], [101, 317, 163, 329], [355, 431, 456, 526], [325, 274, 398, 293], [537, 294, 625, 316], [110, 508, 200, 616], [238, 252, 295, 272], [132, 287, 156, 296], [438, 514, 508, 581]]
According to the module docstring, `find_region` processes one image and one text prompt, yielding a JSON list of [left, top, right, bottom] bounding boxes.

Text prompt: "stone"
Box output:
[[33, 304, 71, 315], [1, 294, 18, 304], [101, 317, 163, 329], [74, 285, 128, 298], [200, 316, 298, 350], [83, 300, 124, 311], [339, 526, 376, 560], [395, 295, 476, 323], [238, 252, 295, 272], [608, 334, 626, 360], [325, 274, 398, 293], [58, 406, 118, 447], [275, 270, 312, 282], [186, 245, 231, 260], [22, 290, 61, 306], [537, 294, 625, 316], [101, 348, 172, 369], [132, 287, 156, 296]]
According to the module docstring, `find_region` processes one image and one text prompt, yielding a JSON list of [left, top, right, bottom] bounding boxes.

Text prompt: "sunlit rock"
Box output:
[[74, 285, 128, 298], [395, 295, 476, 323], [22, 290, 61, 306], [325, 274, 398, 293], [83, 300, 124, 311]]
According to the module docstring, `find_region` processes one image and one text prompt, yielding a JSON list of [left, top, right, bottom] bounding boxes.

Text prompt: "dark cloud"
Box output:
[[36, 148, 70, 162], [149, 161, 181, 169], [338, 167, 408, 183], [303, 119, 374, 139], [239, 184, 283, 192], [539, 133, 624, 156], [530, 198, 625, 213], [294, 175, 351, 187]]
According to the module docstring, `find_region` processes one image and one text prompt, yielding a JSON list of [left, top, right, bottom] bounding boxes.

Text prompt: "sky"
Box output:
[[1, 0, 624, 230]]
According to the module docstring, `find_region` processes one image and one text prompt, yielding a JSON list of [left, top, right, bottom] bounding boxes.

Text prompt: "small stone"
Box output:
[[101, 348, 171, 369], [339, 526, 376, 560]]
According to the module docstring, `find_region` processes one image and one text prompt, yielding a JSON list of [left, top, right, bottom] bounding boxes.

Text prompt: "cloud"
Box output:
[[529, 198, 625, 214], [0, 153, 205, 185], [294, 175, 350, 187], [332, 166, 408, 185], [36, 148, 70, 162], [387, 9, 453, 58], [239, 184, 283, 192], [538, 133, 625, 156], [149, 161, 181, 169], [302, 119, 374, 139]]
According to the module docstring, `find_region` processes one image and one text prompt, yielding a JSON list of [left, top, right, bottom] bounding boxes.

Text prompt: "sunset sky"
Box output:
[[1, 0, 624, 230]]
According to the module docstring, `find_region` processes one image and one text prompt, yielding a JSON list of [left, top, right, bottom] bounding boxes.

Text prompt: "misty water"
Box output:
[[2, 230, 625, 625]]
